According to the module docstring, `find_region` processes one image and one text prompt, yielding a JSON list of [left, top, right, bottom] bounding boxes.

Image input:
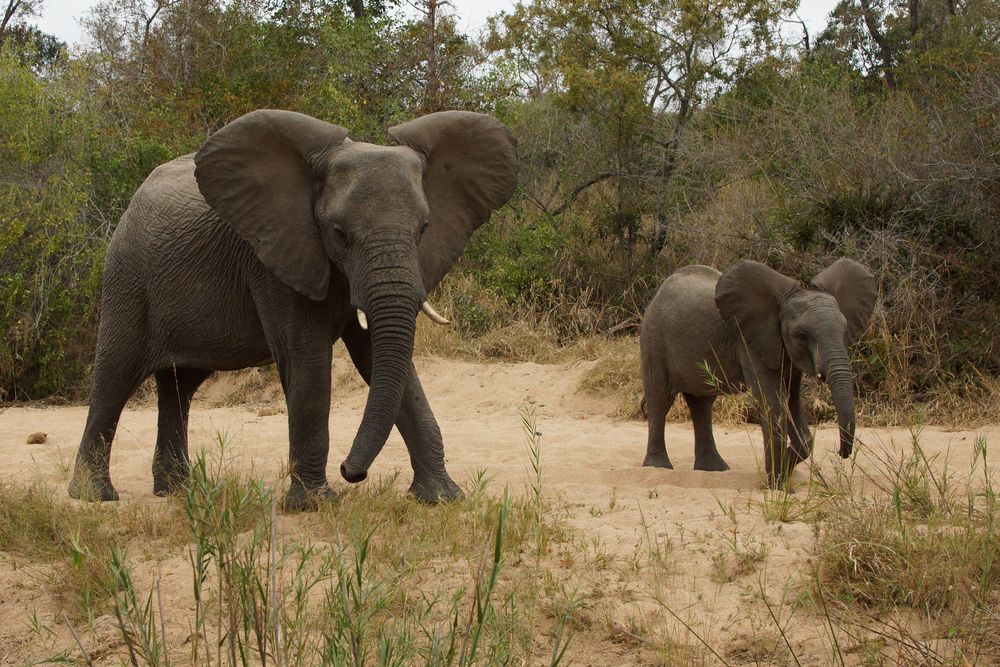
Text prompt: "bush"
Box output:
[[0, 50, 105, 399]]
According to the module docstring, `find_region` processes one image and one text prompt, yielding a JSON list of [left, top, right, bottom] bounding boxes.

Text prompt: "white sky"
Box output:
[[35, 0, 840, 49]]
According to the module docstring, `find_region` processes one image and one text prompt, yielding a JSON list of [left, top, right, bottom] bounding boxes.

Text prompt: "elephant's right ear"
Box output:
[[810, 258, 877, 345], [715, 260, 800, 369], [195, 110, 348, 301], [388, 111, 518, 292]]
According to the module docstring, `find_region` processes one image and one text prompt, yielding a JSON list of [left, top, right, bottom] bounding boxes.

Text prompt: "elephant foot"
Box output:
[[152, 466, 190, 497], [763, 478, 797, 494], [694, 455, 730, 472], [68, 470, 119, 502], [763, 468, 797, 492], [283, 482, 337, 512], [642, 451, 674, 469], [408, 474, 463, 504]]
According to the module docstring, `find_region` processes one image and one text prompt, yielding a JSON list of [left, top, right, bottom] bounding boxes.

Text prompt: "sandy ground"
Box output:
[[1, 351, 997, 665]]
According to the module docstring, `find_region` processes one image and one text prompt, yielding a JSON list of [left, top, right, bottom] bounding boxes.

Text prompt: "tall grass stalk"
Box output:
[[809, 432, 1000, 662], [83, 426, 575, 665], [109, 547, 166, 666]]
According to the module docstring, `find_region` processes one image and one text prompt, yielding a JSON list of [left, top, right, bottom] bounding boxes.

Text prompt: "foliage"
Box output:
[[808, 430, 1000, 662], [0, 48, 103, 398], [1, 0, 999, 415]]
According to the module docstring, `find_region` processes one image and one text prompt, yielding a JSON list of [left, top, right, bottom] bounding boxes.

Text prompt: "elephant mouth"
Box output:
[[356, 301, 449, 330]]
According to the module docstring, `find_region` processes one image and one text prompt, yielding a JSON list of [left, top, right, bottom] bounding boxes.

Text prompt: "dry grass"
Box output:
[[0, 479, 185, 620], [784, 428, 1000, 664], [0, 427, 584, 665], [574, 336, 644, 419], [3, 413, 999, 664]]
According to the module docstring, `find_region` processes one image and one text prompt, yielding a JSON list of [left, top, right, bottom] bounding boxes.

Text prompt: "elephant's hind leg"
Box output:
[[686, 394, 729, 471], [69, 349, 148, 502], [642, 361, 676, 469], [153, 367, 212, 496]]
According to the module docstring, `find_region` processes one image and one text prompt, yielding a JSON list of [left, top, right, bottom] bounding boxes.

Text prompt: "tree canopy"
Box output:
[[2, 0, 998, 414]]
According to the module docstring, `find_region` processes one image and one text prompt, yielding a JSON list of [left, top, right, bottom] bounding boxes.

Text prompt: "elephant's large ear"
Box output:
[[388, 111, 518, 291], [715, 260, 801, 369], [194, 109, 349, 301], [810, 258, 877, 344]]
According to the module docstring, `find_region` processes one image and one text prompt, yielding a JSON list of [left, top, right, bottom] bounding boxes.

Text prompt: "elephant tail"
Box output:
[[640, 397, 647, 420]]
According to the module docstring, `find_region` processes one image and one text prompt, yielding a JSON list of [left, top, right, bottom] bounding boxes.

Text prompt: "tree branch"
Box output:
[[549, 171, 616, 217], [1, 0, 23, 36], [858, 0, 897, 91]]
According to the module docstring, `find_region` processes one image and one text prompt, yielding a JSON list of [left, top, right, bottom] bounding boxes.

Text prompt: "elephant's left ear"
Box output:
[[388, 111, 518, 291], [810, 258, 878, 344]]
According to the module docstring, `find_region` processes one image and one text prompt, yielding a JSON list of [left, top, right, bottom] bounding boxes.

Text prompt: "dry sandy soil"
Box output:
[[1, 349, 996, 665]]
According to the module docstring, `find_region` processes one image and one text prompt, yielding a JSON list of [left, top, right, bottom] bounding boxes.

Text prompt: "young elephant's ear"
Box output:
[[715, 260, 800, 369], [810, 257, 877, 344], [388, 111, 518, 291], [195, 109, 349, 301]]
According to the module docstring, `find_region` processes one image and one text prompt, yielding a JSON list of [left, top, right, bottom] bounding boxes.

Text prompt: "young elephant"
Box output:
[[640, 259, 876, 485]]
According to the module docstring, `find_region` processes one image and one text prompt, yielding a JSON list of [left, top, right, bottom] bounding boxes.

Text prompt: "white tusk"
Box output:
[[356, 309, 368, 330], [421, 301, 450, 325]]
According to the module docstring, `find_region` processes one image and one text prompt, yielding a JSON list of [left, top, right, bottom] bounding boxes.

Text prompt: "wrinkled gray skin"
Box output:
[[68, 109, 518, 510], [640, 259, 877, 486]]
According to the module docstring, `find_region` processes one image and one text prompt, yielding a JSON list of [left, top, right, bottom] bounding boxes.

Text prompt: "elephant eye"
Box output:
[[418, 222, 430, 239], [332, 225, 348, 244], [796, 330, 808, 342]]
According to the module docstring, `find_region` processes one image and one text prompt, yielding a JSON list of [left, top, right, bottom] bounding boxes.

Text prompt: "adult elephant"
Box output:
[[69, 109, 518, 510], [640, 259, 876, 486]]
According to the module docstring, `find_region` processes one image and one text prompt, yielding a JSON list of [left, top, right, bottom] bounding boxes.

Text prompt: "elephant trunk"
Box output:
[[340, 243, 423, 483], [821, 343, 857, 459]]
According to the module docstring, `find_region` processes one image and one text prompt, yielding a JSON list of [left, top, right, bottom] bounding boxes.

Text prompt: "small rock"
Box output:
[[26, 432, 47, 444]]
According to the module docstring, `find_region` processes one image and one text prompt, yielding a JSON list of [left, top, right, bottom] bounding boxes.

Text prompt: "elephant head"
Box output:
[[193, 109, 518, 484], [715, 258, 877, 460]]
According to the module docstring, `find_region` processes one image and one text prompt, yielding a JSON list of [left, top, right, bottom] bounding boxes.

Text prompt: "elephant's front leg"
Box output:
[[784, 371, 813, 471], [743, 361, 793, 488], [277, 346, 336, 511], [342, 322, 462, 503], [394, 372, 463, 502]]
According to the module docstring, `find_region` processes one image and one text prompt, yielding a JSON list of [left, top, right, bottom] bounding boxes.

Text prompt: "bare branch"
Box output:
[[858, 0, 897, 91], [549, 171, 617, 217]]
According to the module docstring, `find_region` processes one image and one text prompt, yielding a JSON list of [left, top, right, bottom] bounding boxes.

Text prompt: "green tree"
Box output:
[[487, 0, 793, 238], [0, 48, 104, 398]]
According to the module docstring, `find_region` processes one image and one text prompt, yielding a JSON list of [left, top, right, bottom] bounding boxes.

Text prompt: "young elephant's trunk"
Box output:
[[824, 356, 857, 459]]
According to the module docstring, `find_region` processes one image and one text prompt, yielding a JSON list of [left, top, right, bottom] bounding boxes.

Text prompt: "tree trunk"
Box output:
[[858, 0, 897, 91], [1, 0, 23, 39], [423, 0, 439, 112]]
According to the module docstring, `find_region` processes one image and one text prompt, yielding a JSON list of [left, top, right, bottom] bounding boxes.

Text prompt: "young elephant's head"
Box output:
[[715, 259, 877, 459], [193, 109, 518, 483]]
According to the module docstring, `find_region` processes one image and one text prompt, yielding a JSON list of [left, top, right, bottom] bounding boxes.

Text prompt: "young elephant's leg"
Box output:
[[784, 372, 813, 470], [342, 322, 461, 503], [152, 367, 213, 496], [642, 359, 676, 468], [686, 393, 728, 471], [742, 363, 793, 487]]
